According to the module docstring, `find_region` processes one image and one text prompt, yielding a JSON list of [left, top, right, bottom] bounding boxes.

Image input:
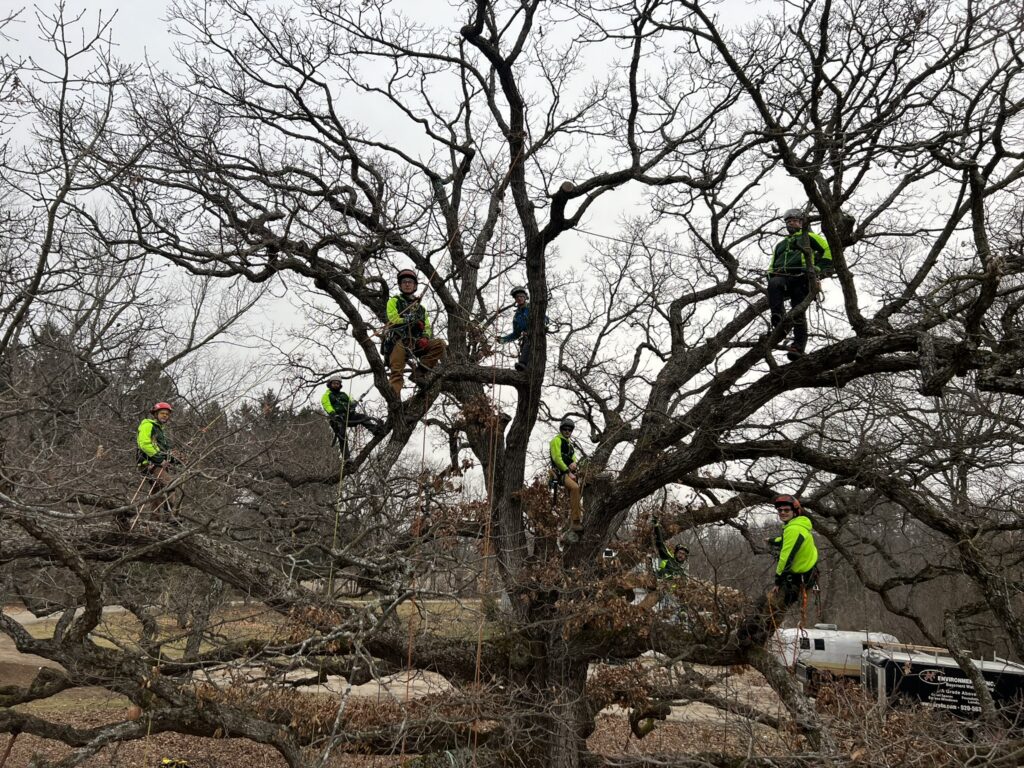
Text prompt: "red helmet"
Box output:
[[773, 494, 801, 512], [151, 402, 174, 414], [396, 269, 418, 287]]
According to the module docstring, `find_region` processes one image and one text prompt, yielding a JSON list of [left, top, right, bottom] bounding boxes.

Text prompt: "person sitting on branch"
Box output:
[[383, 269, 447, 398], [321, 378, 386, 460], [770, 494, 818, 607], [767, 208, 833, 361], [500, 286, 541, 372], [550, 417, 584, 542]]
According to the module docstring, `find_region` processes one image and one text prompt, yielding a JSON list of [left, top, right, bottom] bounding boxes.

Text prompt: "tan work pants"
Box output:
[[389, 339, 447, 396], [563, 472, 582, 528]]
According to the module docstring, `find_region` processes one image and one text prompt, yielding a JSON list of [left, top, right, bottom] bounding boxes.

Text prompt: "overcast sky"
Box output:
[[8, 2, 165, 61]]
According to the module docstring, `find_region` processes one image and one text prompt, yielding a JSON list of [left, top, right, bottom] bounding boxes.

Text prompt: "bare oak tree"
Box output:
[[4, 1, 1024, 766]]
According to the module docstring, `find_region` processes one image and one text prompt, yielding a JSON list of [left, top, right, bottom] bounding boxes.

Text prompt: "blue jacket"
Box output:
[[502, 305, 530, 343]]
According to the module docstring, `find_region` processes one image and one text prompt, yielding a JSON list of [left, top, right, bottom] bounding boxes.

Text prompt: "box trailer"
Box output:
[[861, 646, 1024, 719]]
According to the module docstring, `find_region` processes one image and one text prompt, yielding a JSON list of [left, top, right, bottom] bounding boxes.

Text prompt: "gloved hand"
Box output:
[[413, 320, 426, 333], [415, 338, 430, 354], [151, 455, 165, 466]]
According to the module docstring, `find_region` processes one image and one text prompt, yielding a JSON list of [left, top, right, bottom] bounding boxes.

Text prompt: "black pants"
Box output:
[[330, 413, 384, 459], [767, 273, 810, 351], [516, 337, 531, 369], [778, 568, 817, 607]]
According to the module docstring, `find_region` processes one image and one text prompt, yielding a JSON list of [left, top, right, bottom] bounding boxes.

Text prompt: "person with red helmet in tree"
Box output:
[[768, 494, 819, 606], [383, 269, 447, 398], [128, 402, 182, 526]]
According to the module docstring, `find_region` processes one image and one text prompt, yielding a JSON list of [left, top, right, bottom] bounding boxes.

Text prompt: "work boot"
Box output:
[[410, 367, 430, 391], [785, 345, 804, 362], [514, 362, 526, 372]]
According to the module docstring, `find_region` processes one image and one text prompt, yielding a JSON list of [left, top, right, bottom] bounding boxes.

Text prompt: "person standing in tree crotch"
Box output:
[[383, 269, 447, 398], [550, 417, 584, 542], [500, 286, 534, 371], [132, 402, 182, 524], [321, 377, 386, 461], [770, 495, 819, 607], [767, 208, 833, 361]]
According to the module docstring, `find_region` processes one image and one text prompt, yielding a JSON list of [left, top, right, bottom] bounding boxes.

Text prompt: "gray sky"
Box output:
[[9, 2, 170, 68]]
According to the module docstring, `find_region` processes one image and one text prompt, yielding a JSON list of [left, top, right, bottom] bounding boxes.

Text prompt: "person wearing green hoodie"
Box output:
[[321, 378, 386, 461], [128, 401, 182, 526], [550, 417, 583, 541], [768, 209, 833, 360], [770, 494, 818, 606]]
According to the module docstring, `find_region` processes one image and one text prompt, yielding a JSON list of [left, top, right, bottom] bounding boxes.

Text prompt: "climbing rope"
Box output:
[[326, 336, 360, 598]]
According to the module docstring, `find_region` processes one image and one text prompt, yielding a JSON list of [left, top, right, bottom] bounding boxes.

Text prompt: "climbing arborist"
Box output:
[[383, 269, 447, 398], [321, 378, 386, 460], [550, 417, 583, 541], [652, 515, 689, 579], [131, 402, 182, 524], [767, 208, 833, 361], [770, 495, 818, 607], [500, 286, 534, 371]]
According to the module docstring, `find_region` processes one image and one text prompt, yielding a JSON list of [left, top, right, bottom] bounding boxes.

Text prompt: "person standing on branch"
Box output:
[[384, 269, 447, 398], [321, 378, 386, 461], [767, 208, 833, 361], [770, 495, 819, 607], [132, 402, 182, 523], [550, 417, 584, 541], [500, 286, 538, 371]]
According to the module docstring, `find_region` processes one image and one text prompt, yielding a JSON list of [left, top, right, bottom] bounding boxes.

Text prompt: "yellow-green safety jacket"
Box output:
[[321, 388, 356, 419], [775, 514, 818, 584], [769, 230, 833, 276], [550, 433, 576, 473], [137, 418, 171, 466], [386, 294, 432, 340]]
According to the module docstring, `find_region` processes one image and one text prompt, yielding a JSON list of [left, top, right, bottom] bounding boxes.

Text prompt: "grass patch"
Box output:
[[16, 686, 130, 717]]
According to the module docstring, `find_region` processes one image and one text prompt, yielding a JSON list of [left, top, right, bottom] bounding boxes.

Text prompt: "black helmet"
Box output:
[[559, 417, 575, 431], [781, 208, 808, 223], [674, 543, 690, 556], [510, 286, 528, 299], [396, 269, 418, 287]]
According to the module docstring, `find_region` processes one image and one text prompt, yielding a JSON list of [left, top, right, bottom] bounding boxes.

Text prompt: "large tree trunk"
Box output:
[[507, 614, 592, 768]]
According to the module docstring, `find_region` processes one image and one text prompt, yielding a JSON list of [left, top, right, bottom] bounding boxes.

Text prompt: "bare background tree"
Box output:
[[3, 0, 1024, 766]]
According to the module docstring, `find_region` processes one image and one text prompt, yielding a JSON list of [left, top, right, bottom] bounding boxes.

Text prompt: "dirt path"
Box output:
[[0, 606, 65, 671]]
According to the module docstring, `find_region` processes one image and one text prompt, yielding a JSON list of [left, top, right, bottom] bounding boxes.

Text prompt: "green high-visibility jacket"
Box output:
[[137, 418, 171, 465], [769, 230, 833, 275], [321, 388, 356, 418], [550, 434, 576, 473], [386, 295, 432, 338], [654, 521, 688, 579], [775, 515, 818, 579]]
